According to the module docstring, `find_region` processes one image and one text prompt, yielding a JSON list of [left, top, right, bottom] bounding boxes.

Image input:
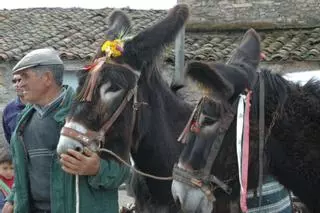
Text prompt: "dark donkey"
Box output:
[[172, 29, 320, 213], [57, 4, 193, 213]]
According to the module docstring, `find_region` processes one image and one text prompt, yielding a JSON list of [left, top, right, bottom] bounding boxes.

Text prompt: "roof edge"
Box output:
[[0, 6, 166, 12], [186, 21, 320, 32]]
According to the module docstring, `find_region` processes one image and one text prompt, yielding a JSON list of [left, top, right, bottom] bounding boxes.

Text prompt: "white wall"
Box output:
[[63, 71, 78, 91], [284, 70, 320, 85]]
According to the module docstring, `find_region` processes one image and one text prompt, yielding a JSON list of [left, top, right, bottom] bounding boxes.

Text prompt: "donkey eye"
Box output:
[[101, 81, 120, 93], [107, 84, 120, 92], [202, 115, 217, 125]]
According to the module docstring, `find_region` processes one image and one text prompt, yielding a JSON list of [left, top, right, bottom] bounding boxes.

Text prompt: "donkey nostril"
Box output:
[[75, 146, 83, 152]]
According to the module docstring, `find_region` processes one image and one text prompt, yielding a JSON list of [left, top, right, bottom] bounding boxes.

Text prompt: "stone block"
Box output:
[[182, 0, 319, 27], [254, 1, 274, 5], [232, 3, 253, 8]]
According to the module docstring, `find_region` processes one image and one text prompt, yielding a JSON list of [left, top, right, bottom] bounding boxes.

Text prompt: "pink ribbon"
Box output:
[[240, 91, 252, 212]]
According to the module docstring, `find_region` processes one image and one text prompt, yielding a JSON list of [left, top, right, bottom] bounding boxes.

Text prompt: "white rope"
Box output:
[[99, 148, 173, 180], [76, 174, 80, 213], [73, 146, 173, 213]]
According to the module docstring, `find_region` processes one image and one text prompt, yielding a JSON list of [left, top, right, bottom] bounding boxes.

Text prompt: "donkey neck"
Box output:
[[135, 72, 192, 170], [130, 72, 192, 210], [249, 77, 320, 211]]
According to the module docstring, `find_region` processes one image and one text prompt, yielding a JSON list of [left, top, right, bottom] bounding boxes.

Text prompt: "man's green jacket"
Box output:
[[7, 86, 130, 213]]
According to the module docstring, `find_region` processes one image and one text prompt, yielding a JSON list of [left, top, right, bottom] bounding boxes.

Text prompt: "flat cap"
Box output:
[[12, 48, 63, 73]]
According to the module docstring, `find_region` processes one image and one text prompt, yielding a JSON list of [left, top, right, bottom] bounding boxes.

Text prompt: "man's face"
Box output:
[[12, 74, 23, 96], [0, 162, 14, 179], [18, 69, 49, 104]]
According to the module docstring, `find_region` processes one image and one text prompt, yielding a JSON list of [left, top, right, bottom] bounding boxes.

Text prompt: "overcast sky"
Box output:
[[1, 0, 177, 10]]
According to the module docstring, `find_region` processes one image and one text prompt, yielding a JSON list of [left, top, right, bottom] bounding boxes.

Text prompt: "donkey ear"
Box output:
[[123, 4, 189, 70], [226, 28, 261, 89], [186, 61, 236, 99], [92, 11, 131, 61], [105, 10, 131, 40]]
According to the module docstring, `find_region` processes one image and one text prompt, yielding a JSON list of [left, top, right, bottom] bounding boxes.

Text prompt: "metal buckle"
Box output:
[[133, 102, 148, 111]]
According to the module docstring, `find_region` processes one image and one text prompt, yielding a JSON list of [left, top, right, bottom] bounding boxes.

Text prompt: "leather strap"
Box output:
[[258, 72, 265, 207], [99, 87, 136, 134], [203, 99, 238, 176], [178, 97, 204, 143], [61, 127, 102, 147]]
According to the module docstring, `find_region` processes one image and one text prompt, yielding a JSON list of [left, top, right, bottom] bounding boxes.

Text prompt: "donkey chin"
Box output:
[[57, 121, 99, 155], [171, 174, 213, 213]]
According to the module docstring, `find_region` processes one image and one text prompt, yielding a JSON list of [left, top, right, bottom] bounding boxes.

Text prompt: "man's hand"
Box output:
[[2, 202, 14, 213], [60, 148, 100, 176]]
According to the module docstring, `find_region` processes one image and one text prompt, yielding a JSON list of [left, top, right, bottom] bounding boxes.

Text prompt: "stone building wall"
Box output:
[[0, 63, 16, 145], [179, 0, 320, 28]]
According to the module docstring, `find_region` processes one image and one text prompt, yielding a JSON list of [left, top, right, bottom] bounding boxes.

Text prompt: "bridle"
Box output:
[[59, 56, 149, 213], [60, 57, 145, 153], [59, 56, 176, 181], [172, 72, 283, 205], [172, 96, 239, 202]]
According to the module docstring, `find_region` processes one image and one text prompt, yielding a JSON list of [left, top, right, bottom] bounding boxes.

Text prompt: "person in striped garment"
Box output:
[[0, 143, 14, 212]]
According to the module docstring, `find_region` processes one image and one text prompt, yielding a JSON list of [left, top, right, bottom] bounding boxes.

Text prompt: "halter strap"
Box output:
[[99, 86, 137, 135], [61, 56, 144, 155], [178, 97, 203, 143]]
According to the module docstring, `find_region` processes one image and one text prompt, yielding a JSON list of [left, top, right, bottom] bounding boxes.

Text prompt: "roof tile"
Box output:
[[1, 7, 320, 63]]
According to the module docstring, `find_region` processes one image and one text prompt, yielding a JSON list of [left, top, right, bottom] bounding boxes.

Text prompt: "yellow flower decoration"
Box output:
[[101, 39, 124, 58]]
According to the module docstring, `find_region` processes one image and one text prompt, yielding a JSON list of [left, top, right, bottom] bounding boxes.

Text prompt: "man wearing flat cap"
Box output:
[[3, 48, 120, 213]]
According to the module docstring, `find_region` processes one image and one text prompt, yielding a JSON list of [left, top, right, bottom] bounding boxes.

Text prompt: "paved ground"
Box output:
[[118, 189, 135, 209]]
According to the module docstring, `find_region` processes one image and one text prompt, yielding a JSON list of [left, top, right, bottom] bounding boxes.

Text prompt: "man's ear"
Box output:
[[43, 71, 54, 87]]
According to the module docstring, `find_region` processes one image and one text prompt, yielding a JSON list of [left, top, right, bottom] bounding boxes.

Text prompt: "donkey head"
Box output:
[[57, 4, 190, 162], [172, 29, 261, 213]]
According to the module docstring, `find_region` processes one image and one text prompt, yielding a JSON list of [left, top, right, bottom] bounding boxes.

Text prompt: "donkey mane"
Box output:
[[248, 69, 320, 212], [209, 68, 320, 212], [251, 68, 292, 120], [303, 78, 320, 98], [251, 68, 320, 127]]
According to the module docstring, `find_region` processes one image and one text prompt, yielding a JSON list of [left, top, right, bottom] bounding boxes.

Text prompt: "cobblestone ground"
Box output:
[[118, 189, 135, 209]]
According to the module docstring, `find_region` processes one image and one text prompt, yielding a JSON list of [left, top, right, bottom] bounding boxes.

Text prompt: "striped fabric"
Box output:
[[247, 176, 293, 213], [0, 179, 11, 197]]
